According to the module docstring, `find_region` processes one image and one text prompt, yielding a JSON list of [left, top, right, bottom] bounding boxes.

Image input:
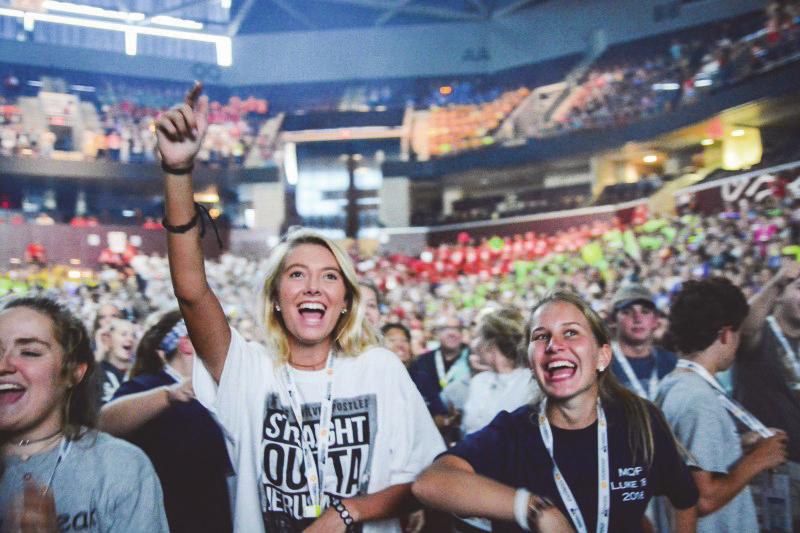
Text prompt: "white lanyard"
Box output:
[[766, 316, 800, 383], [282, 353, 336, 518], [537, 399, 610, 533], [611, 343, 658, 400], [434, 348, 465, 389], [676, 360, 773, 438], [44, 438, 71, 493], [163, 363, 183, 383]]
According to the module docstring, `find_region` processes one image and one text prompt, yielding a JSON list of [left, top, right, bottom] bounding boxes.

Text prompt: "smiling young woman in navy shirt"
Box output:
[[413, 290, 699, 532]]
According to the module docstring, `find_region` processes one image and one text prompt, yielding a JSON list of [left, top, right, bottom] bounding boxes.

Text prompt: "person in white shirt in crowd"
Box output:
[[609, 283, 677, 401], [461, 306, 537, 437], [156, 82, 444, 533], [656, 277, 788, 532]]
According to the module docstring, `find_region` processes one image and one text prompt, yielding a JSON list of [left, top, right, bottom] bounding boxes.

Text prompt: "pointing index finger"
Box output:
[[185, 81, 203, 108]]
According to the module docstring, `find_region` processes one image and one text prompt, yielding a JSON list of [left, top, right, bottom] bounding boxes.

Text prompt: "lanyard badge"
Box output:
[[282, 353, 336, 518], [676, 359, 773, 437], [538, 399, 610, 533]]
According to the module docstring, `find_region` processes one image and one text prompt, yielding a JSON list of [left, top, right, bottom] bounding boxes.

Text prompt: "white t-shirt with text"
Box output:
[[193, 328, 445, 533]]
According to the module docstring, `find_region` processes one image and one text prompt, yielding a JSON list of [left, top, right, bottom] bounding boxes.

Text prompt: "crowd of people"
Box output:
[[553, 1, 800, 133], [1, 117, 798, 530]]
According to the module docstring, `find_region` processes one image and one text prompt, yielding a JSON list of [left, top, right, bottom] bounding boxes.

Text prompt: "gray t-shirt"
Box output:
[[655, 370, 758, 533], [0, 430, 168, 533]]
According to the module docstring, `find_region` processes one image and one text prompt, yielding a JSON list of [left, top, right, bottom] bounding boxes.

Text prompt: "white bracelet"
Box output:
[[513, 488, 531, 531]]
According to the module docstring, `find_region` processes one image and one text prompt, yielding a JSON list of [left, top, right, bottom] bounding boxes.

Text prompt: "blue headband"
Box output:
[[159, 320, 188, 354]]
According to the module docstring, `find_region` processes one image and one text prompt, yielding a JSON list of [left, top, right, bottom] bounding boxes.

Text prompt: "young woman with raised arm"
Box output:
[[156, 83, 444, 533]]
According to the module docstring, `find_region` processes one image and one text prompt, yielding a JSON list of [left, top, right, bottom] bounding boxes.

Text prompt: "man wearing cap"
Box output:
[[609, 283, 677, 400]]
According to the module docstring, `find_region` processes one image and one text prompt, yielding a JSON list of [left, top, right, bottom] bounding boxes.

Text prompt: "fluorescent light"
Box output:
[[151, 15, 203, 30], [68, 84, 96, 92], [216, 38, 232, 67], [643, 154, 658, 163], [652, 82, 680, 91], [0, 8, 24, 18], [695, 78, 713, 87], [284, 142, 299, 186], [221, 0, 232, 9], [122, 209, 135, 217], [701, 138, 714, 146], [0, 9, 229, 45], [731, 129, 745, 137], [43, 1, 145, 22], [0, 8, 233, 66], [125, 30, 136, 56], [23, 12, 34, 31]]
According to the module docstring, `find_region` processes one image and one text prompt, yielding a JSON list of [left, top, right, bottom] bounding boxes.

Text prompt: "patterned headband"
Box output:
[[159, 320, 188, 354]]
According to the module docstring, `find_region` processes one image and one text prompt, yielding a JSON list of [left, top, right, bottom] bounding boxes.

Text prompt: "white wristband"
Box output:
[[513, 488, 531, 531]]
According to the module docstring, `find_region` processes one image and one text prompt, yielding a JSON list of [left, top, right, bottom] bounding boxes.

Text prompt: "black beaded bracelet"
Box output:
[[161, 161, 194, 175], [331, 499, 354, 529]]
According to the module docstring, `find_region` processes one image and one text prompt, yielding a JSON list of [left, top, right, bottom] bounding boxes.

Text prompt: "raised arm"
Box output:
[[98, 379, 194, 435], [156, 82, 229, 381], [739, 261, 800, 352]]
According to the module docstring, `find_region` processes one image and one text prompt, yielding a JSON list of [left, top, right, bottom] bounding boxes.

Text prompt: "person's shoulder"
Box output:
[[357, 345, 402, 365], [73, 430, 155, 467], [470, 371, 494, 386], [658, 371, 719, 415], [491, 404, 534, 431], [129, 372, 171, 390], [410, 349, 435, 368], [654, 346, 677, 361]]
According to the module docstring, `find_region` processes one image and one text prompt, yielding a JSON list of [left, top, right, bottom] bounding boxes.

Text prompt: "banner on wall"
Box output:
[[675, 162, 800, 213]]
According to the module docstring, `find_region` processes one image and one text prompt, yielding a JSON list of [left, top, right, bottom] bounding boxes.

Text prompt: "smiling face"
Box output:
[[361, 286, 381, 327], [436, 317, 463, 355], [528, 301, 611, 403], [383, 326, 412, 365], [277, 243, 348, 352], [107, 318, 136, 370], [0, 307, 74, 441]]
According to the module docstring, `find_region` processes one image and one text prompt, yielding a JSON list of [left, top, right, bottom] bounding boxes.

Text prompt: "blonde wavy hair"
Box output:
[[259, 228, 378, 364]]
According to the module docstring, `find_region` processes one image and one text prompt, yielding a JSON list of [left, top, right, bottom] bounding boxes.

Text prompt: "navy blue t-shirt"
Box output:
[[446, 400, 697, 532], [409, 347, 469, 416], [611, 347, 677, 395], [112, 371, 233, 533]]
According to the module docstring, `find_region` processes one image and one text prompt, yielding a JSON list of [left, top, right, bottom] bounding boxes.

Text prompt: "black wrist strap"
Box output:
[[162, 202, 223, 249], [161, 161, 194, 175]]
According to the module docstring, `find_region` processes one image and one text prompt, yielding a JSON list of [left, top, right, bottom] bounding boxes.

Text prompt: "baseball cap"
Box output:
[[612, 283, 655, 311]]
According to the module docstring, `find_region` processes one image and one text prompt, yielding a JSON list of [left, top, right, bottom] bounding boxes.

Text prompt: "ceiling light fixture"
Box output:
[[0, 8, 231, 66]]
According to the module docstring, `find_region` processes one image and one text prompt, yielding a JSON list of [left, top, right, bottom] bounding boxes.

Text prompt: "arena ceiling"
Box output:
[[4, 0, 551, 36], [230, 0, 551, 34]]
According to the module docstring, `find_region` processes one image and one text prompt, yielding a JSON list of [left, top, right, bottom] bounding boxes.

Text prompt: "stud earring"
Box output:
[[341, 309, 347, 315], [598, 366, 605, 372], [275, 305, 281, 312]]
